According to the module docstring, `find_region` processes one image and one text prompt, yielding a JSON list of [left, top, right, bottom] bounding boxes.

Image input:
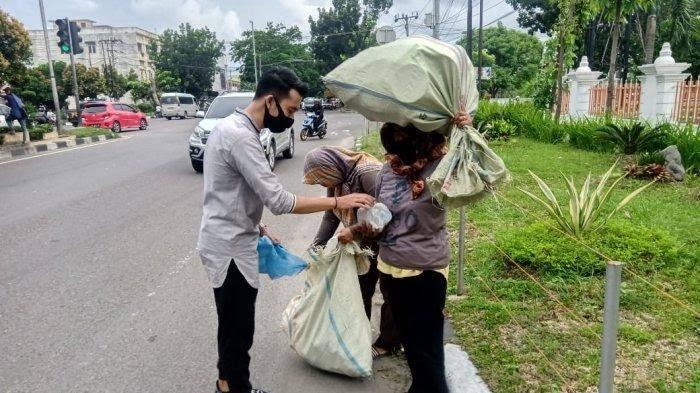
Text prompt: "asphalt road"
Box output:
[[0, 112, 409, 393]]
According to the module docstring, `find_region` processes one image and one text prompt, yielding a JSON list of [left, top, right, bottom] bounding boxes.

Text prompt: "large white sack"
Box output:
[[281, 237, 373, 378]]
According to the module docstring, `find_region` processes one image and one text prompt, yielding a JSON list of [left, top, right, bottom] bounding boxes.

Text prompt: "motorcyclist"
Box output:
[[312, 99, 324, 130]]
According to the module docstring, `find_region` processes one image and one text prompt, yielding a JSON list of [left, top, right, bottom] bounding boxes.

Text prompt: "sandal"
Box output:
[[372, 345, 390, 359]]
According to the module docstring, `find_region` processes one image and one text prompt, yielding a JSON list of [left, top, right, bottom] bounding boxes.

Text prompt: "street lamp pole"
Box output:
[[38, 0, 63, 133], [250, 21, 258, 86]]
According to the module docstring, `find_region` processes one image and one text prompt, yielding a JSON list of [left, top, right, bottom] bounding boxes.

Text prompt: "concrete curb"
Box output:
[[1, 134, 116, 159]]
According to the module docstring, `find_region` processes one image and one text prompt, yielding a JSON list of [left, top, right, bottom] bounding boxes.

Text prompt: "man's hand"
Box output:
[[453, 111, 473, 128], [336, 193, 374, 210], [355, 222, 383, 239], [259, 224, 282, 245], [337, 227, 355, 244]]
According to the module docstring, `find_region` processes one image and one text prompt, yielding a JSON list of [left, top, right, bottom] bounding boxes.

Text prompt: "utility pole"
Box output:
[[432, 0, 440, 39], [66, 18, 82, 125], [38, 0, 63, 133], [467, 0, 473, 58], [250, 21, 258, 86], [477, 0, 484, 86], [394, 12, 419, 37]]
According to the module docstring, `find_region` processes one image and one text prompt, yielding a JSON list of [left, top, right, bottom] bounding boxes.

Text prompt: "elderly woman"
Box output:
[[303, 146, 401, 359]]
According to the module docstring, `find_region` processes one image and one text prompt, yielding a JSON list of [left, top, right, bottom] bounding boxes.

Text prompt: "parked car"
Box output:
[[188, 92, 295, 173], [322, 98, 334, 110], [160, 92, 198, 120], [81, 101, 148, 132]]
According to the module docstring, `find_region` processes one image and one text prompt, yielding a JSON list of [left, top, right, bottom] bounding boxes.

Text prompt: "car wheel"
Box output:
[[300, 128, 309, 141], [166, 116, 172, 120], [139, 118, 148, 130], [191, 159, 203, 173], [267, 141, 276, 170], [283, 131, 294, 159], [183, 111, 188, 119], [112, 121, 121, 133]]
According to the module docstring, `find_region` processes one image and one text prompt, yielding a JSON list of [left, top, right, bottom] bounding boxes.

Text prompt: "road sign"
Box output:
[[375, 26, 396, 44], [480, 67, 492, 80]]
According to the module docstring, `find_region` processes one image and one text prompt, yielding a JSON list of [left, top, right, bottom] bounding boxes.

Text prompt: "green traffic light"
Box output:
[[60, 43, 71, 53]]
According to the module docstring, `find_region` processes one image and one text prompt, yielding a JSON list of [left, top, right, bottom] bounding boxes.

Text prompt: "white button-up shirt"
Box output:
[[197, 110, 296, 288]]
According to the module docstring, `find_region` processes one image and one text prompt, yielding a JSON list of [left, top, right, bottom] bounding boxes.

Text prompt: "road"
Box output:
[[0, 112, 410, 393]]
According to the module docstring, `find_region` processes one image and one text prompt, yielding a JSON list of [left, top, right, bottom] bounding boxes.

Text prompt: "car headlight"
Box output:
[[194, 125, 205, 138]]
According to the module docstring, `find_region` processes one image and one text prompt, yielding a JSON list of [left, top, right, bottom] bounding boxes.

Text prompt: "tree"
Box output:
[[506, 0, 561, 35], [60, 63, 106, 100], [232, 23, 323, 95], [0, 9, 32, 87], [149, 23, 224, 98], [457, 23, 543, 97], [19, 67, 52, 108], [155, 70, 181, 93], [103, 65, 128, 100], [308, 0, 393, 75]]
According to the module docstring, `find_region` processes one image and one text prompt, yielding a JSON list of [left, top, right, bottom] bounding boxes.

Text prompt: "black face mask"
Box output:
[[264, 97, 294, 133]]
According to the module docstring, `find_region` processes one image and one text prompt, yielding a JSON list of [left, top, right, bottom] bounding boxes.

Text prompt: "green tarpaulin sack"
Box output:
[[323, 35, 508, 208]]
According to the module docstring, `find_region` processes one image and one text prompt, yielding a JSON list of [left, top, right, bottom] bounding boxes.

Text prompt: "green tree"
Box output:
[[506, 0, 561, 34], [19, 67, 52, 108], [155, 69, 181, 93], [149, 23, 224, 98], [60, 63, 106, 100], [103, 65, 128, 100], [232, 23, 323, 95], [457, 23, 543, 97], [308, 0, 393, 75], [0, 9, 32, 87]]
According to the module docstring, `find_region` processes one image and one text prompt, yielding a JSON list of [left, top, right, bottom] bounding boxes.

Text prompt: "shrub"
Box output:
[[479, 118, 518, 141], [597, 122, 668, 155], [664, 123, 699, 174], [496, 220, 682, 276], [636, 151, 665, 166], [136, 102, 155, 114], [565, 118, 615, 152], [520, 162, 653, 237], [475, 101, 566, 144]]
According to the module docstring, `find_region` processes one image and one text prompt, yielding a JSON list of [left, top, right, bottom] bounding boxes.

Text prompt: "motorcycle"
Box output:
[[299, 112, 327, 141]]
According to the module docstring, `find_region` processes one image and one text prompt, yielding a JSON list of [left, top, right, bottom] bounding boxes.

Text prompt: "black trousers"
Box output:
[[382, 271, 448, 393], [213, 261, 258, 393], [358, 258, 402, 351]]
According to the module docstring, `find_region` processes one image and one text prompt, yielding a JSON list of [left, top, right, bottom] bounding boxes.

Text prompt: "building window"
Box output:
[[80, 22, 86, 28], [87, 42, 97, 54], [137, 43, 144, 56]]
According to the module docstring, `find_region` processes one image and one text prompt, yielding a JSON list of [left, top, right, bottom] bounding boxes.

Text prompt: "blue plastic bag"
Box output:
[[257, 236, 308, 279]]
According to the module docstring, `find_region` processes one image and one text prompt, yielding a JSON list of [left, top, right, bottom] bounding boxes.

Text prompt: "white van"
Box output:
[[160, 93, 198, 120]]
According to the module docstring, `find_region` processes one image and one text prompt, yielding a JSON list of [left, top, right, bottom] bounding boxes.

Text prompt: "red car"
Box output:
[[81, 101, 148, 132]]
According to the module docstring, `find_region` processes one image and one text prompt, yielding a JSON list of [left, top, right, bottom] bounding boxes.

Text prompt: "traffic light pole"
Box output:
[[66, 18, 82, 126], [38, 0, 63, 134]]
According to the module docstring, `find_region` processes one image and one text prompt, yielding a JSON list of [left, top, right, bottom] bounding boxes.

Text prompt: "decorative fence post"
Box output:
[[566, 56, 602, 118], [638, 43, 691, 124]]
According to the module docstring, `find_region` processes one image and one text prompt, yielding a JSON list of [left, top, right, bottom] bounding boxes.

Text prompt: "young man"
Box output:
[[1, 86, 30, 144], [197, 67, 374, 393]]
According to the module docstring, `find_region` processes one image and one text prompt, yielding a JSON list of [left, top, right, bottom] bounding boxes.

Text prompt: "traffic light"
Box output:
[[69, 21, 84, 54], [55, 19, 71, 54]]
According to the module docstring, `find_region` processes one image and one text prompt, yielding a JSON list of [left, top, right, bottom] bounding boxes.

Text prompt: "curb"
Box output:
[[354, 135, 364, 151], [0, 134, 117, 159]]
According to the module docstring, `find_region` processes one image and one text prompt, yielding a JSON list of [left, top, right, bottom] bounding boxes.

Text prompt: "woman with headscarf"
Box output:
[[303, 146, 401, 359]]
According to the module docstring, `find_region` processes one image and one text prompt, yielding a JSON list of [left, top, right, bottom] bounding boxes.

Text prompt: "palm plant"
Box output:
[[519, 162, 654, 237], [597, 122, 667, 155]]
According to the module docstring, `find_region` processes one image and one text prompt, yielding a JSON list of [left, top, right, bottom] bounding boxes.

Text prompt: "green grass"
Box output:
[[362, 132, 699, 392], [63, 127, 118, 139]]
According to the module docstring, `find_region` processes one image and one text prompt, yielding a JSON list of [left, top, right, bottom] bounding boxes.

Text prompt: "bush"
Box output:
[[565, 118, 615, 152], [136, 102, 155, 114], [496, 221, 683, 277], [597, 122, 668, 155], [636, 151, 665, 166], [475, 101, 566, 143], [480, 118, 517, 141]]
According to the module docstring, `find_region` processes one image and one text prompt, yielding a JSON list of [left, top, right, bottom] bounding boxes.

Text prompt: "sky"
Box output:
[[4, 0, 521, 43]]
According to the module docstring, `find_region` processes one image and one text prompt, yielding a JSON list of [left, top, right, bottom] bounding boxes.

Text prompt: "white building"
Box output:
[[28, 19, 158, 81]]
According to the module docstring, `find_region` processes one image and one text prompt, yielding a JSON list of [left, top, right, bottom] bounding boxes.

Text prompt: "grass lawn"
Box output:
[[63, 127, 119, 139], [362, 132, 699, 392]]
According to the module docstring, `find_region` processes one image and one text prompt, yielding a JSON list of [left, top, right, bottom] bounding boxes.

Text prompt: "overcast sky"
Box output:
[[4, 0, 520, 43]]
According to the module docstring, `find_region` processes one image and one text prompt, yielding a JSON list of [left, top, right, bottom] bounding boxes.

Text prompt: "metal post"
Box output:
[[250, 21, 258, 86], [38, 0, 63, 134], [432, 0, 440, 39], [456, 208, 466, 295], [66, 18, 82, 125], [467, 0, 473, 58], [599, 261, 622, 393], [477, 0, 484, 86]]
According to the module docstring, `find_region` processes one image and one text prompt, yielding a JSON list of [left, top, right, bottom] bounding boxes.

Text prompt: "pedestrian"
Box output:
[[1, 86, 30, 144], [197, 67, 374, 393], [303, 146, 401, 359], [347, 113, 471, 393]]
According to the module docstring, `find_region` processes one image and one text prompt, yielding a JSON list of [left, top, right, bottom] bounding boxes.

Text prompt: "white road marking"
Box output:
[[0, 136, 132, 166]]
